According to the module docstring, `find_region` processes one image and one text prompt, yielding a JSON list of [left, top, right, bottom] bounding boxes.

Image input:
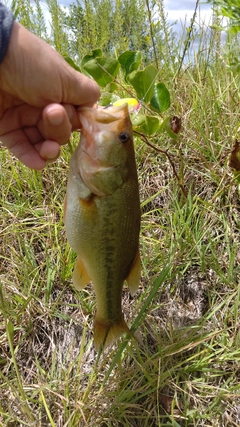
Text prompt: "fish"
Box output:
[[64, 103, 141, 349]]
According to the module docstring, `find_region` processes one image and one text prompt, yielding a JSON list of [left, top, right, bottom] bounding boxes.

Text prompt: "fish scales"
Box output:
[[64, 103, 141, 349]]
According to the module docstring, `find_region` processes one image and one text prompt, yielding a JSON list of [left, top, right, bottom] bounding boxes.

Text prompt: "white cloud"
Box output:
[[164, 0, 213, 31], [165, 0, 210, 12]]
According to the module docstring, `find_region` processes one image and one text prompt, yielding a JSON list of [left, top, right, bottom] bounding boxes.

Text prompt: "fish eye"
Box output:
[[119, 132, 130, 143]]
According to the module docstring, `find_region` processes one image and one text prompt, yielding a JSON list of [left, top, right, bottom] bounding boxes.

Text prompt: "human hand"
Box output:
[[0, 21, 100, 170]]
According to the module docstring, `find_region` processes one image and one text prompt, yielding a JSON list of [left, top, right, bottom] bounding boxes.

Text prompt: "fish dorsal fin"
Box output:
[[125, 250, 141, 296], [72, 256, 91, 290]]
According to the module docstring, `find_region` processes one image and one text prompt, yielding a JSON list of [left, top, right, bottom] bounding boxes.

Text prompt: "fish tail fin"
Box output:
[[94, 314, 133, 350]]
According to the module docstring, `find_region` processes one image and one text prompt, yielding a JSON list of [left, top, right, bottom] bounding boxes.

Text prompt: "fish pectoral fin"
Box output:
[[72, 256, 91, 290], [125, 249, 141, 296]]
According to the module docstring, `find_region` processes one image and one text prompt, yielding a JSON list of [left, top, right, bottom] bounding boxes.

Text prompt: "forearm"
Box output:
[[0, 2, 14, 64]]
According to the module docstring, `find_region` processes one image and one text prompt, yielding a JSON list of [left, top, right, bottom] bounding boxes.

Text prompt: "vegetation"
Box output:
[[209, 0, 240, 32], [1, 0, 240, 425]]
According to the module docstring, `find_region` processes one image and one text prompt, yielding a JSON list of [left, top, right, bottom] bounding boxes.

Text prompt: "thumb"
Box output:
[[0, 22, 100, 108], [61, 66, 100, 107]]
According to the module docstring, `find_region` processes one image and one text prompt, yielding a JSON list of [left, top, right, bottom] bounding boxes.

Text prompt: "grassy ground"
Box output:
[[1, 35, 240, 427]]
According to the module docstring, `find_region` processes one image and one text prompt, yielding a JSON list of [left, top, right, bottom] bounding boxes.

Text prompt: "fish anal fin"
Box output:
[[125, 250, 141, 296], [72, 256, 91, 290], [94, 314, 131, 350]]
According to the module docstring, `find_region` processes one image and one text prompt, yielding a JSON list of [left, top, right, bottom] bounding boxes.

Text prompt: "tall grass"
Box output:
[[1, 1, 240, 426]]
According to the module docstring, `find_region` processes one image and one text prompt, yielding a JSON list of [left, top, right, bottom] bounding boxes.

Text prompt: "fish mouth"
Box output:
[[96, 103, 129, 121], [79, 103, 129, 125], [81, 149, 116, 171]]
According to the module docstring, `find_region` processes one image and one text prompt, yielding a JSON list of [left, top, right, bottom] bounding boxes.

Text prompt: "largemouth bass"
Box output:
[[64, 103, 141, 349]]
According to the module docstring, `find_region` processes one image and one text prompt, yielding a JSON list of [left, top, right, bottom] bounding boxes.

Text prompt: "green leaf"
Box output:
[[92, 49, 103, 58], [81, 55, 96, 78], [127, 65, 158, 102], [105, 82, 119, 93], [63, 55, 81, 72], [82, 50, 103, 65], [160, 117, 178, 139], [7, 320, 14, 343], [150, 82, 171, 113], [118, 51, 141, 77], [82, 57, 120, 87], [229, 25, 240, 34], [98, 92, 114, 107], [132, 114, 162, 136], [131, 114, 146, 127], [81, 50, 103, 78]]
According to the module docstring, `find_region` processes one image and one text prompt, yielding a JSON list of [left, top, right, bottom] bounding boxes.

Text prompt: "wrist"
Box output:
[[0, 2, 14, 64], [0, 21, 59, 105]]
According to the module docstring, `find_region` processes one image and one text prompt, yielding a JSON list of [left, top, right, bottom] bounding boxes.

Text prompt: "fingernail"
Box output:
[[48, 110, 64, 126]]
